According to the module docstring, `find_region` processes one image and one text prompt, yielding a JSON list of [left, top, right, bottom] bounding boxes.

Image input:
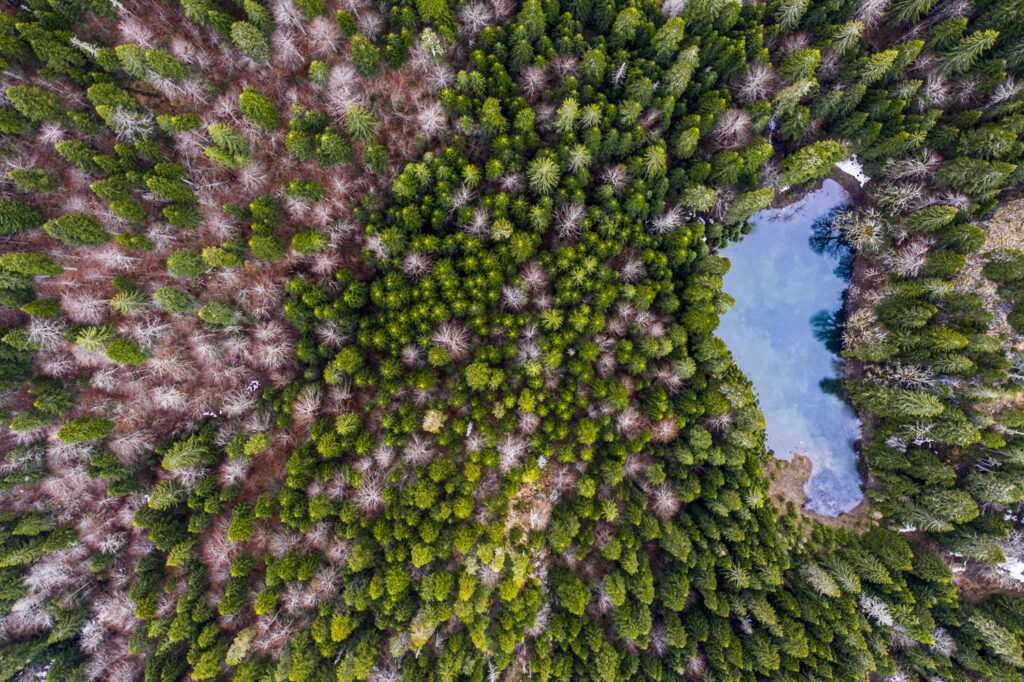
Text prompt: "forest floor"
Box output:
[[766, 454, 876, 530]]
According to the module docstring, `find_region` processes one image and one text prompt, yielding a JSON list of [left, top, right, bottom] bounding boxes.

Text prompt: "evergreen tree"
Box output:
[[937, 30, 1000, 76], [105, 338, 148, 364], [345, 104, 379, 141], [42, 213, 110, 246], [888, 0, 938, 25], [56, 416, 114, 442], [0, 200, 45, 235], [350, 34, 380, 78], [0, 252, 62, 276], [779, 140, 846, 186], [231, 21, 270, 62], [527, 152, 561, 195], [238, 87, 279, 129], [7, 168, 58, 193], [5, 85, 63, 122], [167, 248, 205, 278]]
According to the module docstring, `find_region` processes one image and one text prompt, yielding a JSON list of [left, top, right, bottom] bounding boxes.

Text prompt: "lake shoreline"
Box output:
[[767, 454, 875, 530], [720, 178, 866, 516]]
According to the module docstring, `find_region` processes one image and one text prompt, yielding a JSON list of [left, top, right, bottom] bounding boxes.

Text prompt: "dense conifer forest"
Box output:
[[3, 0, 1024, 679]]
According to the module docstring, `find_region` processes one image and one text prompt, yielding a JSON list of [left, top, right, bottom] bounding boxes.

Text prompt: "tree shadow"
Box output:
[[818, 377, 843, 397], [811, 307, 845, 355], [809, 206, 854, 281]]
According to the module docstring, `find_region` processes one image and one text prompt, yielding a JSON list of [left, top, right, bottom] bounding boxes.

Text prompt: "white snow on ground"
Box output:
[[1000, 560, 1024, 582], [836, 155, 870, 186]]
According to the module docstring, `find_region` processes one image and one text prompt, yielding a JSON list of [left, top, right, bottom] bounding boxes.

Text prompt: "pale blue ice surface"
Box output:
[[716, 179, 864, 515]]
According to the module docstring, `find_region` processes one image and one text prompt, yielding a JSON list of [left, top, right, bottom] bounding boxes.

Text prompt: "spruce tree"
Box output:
[[231, 21, 269, 63]]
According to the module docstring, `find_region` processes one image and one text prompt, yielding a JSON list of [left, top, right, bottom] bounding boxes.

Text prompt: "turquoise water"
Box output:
[[716, 180, 863, 515]]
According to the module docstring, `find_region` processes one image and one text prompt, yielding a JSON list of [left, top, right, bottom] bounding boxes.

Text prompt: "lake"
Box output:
[[716, 179, 864, 515]]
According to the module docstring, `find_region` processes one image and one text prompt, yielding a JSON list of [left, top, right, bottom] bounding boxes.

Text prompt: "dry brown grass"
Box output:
[[766, 455, 877, 531]]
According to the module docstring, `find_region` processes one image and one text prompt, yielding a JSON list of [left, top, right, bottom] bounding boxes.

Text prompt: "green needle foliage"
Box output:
[[1, 0, 1024, 680]]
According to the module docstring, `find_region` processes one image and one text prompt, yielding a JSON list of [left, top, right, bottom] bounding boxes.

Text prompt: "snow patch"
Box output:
[[999, 560, 1024, 582], [836, 155, 870, 186]]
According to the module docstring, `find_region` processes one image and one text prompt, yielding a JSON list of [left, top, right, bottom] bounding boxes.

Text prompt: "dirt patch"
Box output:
[[767, 454, 876, 530]]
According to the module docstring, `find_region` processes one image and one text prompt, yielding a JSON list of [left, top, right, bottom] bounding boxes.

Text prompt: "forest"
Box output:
[[2, 0, 1024, 679]]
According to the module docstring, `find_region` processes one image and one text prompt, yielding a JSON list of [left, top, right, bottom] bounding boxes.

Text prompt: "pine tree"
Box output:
[[228, 503, 254, 541], [780, 49, 821, 82], [527, 152, 561, 195], [345, 104, 379, 141], [517, 0, 547, 41], [926, 17, 967, 52], [206, 123, 250, 168], [238, 87, 279, 129], [5, 85, 63, 122], [831, 20, 864, 55], [315, 126, 353, 166], [161, 434, 208, 470], [249, 232, 284, 261], [226, 627, 255, 666], [149, 479, 187, 509], [858, 49, 898, 85], [725, 189, 773, 225], [937, 30, 1000, 76], [167, 248, 205, 278], [231, 21, 269, 63], [906, 205, 958, 233], [0, 200, 43, 236], [115, 43, 149, 80], [553, 567, 589, 615], [888, 0, 938, 25], [146, 48, 189, 81], [936, 157, 1016, 200], [7, 168, 57, 193], [56, 416, 114, 442], [651, 17, 685, 65], [336, 10, 356, 36], [779, 140, 846, 186], [350, 34, 380, 78], [848, 381, 944, 419], [969, 614, 1024, 666], [0, 252, 62, 275], [776, 0, 809, 33], [801, 562, 841, 597], [198, 302, 237, 325], [42, 213, 110, 246], [917, 488, 979, 526], [105, 338, 148, 364]]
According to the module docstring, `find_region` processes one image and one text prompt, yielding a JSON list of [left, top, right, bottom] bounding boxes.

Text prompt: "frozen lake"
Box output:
[[716, 180, 863, 515]]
